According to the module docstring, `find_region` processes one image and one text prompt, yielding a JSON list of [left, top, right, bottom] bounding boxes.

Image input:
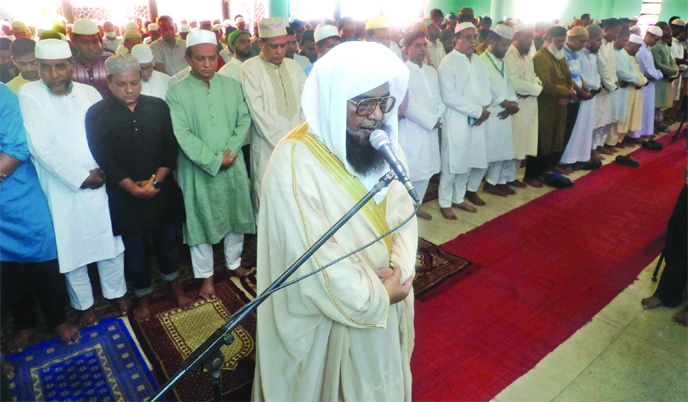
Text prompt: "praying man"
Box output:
[[70, 19, 112, 97], [619, 34, 649, 143], [131, 44, 170, 99], [636, 26, 665, 137]]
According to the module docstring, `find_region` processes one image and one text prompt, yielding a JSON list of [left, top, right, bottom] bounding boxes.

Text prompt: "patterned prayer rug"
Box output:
[[413, 238, 476, 301], [6, 317, 159, 402], [129, 273, 256, 401]]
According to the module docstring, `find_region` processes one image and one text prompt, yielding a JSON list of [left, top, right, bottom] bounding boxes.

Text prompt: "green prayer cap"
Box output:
[[227, 29, 249, 45]]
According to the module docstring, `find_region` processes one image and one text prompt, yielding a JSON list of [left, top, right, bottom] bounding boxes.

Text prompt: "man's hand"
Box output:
[[380, 264, 413, 304], [81, 169, 105, 189], [220, 149, 238, 170], [557, 98, 569, 107], [433, 118, 442, 129], [474, 106, 490, 126], [133, 175, 159, 199], [619, 82, 630, 88], [568, 88, 577, 99], [517, 93, 529, 99]]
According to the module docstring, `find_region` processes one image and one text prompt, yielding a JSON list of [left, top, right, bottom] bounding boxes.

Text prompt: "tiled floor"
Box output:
[[417, 131, 688, 401]]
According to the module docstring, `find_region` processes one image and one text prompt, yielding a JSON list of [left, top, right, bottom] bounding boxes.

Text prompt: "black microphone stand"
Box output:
[[150, 171, 397, 402]]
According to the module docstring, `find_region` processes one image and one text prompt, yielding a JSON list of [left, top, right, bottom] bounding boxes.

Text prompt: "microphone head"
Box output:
[[369, 129, 390, 151]]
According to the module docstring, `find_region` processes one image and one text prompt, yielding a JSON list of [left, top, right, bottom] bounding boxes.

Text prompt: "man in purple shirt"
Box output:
[[70, 19, 111, 97]]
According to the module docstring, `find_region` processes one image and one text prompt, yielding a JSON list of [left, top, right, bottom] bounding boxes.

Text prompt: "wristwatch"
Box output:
[[0, 173, 7, 183], [153, 179, 162, 189]]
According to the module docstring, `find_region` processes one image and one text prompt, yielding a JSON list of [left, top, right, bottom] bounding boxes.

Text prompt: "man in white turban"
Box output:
[[131, 44, 170, 99], [253, 41, 417, 401], [18, 39, 128, 328]]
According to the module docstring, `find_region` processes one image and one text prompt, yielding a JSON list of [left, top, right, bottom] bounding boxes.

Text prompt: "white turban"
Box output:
[[455, 22, 476, 34], [629, 34, 643, 44], [301, 42, 410, 203], [131, 44, 153, 63]]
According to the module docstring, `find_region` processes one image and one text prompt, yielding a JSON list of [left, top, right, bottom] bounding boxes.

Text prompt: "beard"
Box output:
[[235, 47, 252, 59], [548, 43, 565, 60], [345, 123, 388, 176]]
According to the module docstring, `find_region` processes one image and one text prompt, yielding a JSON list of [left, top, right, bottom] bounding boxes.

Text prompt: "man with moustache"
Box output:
[[636, 26, 665, 138], [167, 30, 255, 299], [218, 29, 252, 81], [438, 22, 492, 218], [528, 26, 575, 187], [592, 19, 621, 156], [619, 34, 649, 143], [253, 41, 416, 401], [7, 39, 38, 93], [71, 19, 112, 97], [650, 22, 678, 131], [131, 44, 170, 99]]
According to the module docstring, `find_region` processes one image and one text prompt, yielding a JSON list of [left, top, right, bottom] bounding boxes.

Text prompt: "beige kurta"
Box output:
[[504, 45, 542, 160], [253, 124, 417, 401], [240, 56, 306, 213], [617, 54, 648, 134]]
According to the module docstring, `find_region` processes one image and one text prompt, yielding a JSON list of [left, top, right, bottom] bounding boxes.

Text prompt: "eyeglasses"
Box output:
[[348, 96, 396, 116]]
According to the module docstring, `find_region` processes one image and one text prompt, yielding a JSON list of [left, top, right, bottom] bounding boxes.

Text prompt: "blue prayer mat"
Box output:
[[6, 317, 161, 401]]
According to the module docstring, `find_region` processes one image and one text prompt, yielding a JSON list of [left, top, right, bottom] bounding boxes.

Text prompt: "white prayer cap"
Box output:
[[123, 29, 142, 40], [493, 24, 514, 40], [186, 29, 217, 47], [455, 21, 477, 34], [592, 19, 602, 25], [482, 14, 490, 18], [314, 25, 340, 43], [35, 39, 72, 60], [515, 23, 535, 33], [365, 15, 390, 30], [302, 41, 409, 203], [223, 19, 231, 27], [72, 19, 99, 35], [116, 46, 129, 55], [258, 18, 287, 38], [124, 21, 139, 32], [629, 34, 643, 44], [11, 21, 26, 30], [235, 17, 245, 24], [631, 16, 639, 22], [630, 25, 642, 35], [105, 54, 140, 75], [180, 24, 191, 33], [567, 26, 589, 37], [671, 19, 686, 27], [131, 44, 153, 63], [647, 26, 663, 37], [212, 24, 222, 32], [147, 23, 159, 31]]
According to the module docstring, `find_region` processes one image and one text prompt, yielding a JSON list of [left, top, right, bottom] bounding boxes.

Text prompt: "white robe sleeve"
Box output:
[[504, 51, 543, 97], [404, 75, 439, 131], [19, 88, 91, 192]]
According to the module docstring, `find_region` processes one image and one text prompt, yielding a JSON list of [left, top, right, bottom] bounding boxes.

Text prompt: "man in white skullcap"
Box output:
[[18, 39, 128, 328], [669, 19, 686, 115], [399, 29, 444, 220], [166, 29, 255, 300], [218, 29, 251, 81], [365, 15, 403, 59], [118, 29, 143, 54], [636, 26, 665, 137], [504, 23, 543, 187], [616, 34, 648, 144], [85, 54, 187, 322], [143, 23, 160, 44], [71, 19, 111, 97], [102, 21, 122, 52], [241, 17, 306, 214], [480, 24, 521, 197], [591, 19, 621, 156], [150, 15, 187, 76], [438, 22, 491, 218], [235, 16, 246, 31], [303, 24, 340, 77], [253, 41, 416, 401], [132, 44, 170, 99], [179, 23, 191, 40], [124, 21, 139, 33]]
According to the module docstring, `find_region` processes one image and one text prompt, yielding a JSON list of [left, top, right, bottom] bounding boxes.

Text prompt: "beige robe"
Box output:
[[240, 56, 306, 213], [618, 55, 648, 135], [504, 46, 542, 160], [252, 124, 417, 401]]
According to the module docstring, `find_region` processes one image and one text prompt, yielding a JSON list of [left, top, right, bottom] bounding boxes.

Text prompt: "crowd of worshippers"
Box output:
[[0, 7, 687, 351]]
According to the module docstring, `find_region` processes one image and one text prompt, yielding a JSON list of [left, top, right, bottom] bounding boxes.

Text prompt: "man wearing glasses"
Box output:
[[253, 41, 417, 401], [131, 44, 170, 100]]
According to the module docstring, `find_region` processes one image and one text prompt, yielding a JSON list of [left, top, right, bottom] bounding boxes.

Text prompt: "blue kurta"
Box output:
[[0, 84, 57, 262]]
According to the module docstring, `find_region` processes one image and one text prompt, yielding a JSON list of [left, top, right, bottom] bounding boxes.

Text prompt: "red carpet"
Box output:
[[411, 135, 687, 401]]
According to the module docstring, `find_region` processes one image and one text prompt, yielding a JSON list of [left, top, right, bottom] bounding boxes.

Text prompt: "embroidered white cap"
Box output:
[[131, 44, 154, 63], [647, 26, 663, 37], [314, 24, 340, 43], [493, 24, 514, 40], [72, 19, 99, 35], [455, 21, 477, 34], [186, 29, 217, 47], [35, 38, 72, 60], [629, 34, 644, 44], [258, 18, 287, 38]]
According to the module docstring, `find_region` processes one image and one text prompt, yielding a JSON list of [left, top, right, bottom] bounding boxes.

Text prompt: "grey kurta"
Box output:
[[166, 73, 255, 246]]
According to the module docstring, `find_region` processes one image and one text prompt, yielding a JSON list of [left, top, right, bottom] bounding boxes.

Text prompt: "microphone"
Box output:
[[369, 130, 420, 204]]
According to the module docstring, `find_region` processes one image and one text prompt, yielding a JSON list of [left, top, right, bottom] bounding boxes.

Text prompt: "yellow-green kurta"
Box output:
[[650, 41, 677, 109], [166, 73, 255, 246], [533, 47, 573, 156]]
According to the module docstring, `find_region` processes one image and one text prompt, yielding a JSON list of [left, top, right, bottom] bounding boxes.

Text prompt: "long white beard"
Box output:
[[548, 43, 566, 60]]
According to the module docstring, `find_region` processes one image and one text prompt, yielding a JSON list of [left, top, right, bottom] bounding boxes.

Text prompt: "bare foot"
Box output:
[[466, 191, 486, 206], [170, 279, 194, 309], [9, 329, 32, 353], [524, 177, 543, 188], [483, 182, 507, 197], [508, 180, 526, 188], [671, 310, 688, 327], [554, 165, 573, 175], [79, 308, 98, 328], [496, 184, 516, 195], [199, 277, 216, 300], [440, 207, 458, 220], [134, 296, 151, 323], [641, 296, 663, 309], [416, 209, 433, 220], [452, 202, 477, 213], [116, 297, 132, 316], [591, 150, 605, 161], [55, 322, 80, 346], [597, 146, 613, 155], [233, 266, 253, 277]]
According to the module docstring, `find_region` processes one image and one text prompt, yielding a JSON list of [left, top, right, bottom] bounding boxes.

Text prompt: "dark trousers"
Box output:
[[0, 259, 67, 329], [550, 102, 581, 166], [654, 185, 688, 307], [122, 224, 179, 296], [525, 152, 550, 180]]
